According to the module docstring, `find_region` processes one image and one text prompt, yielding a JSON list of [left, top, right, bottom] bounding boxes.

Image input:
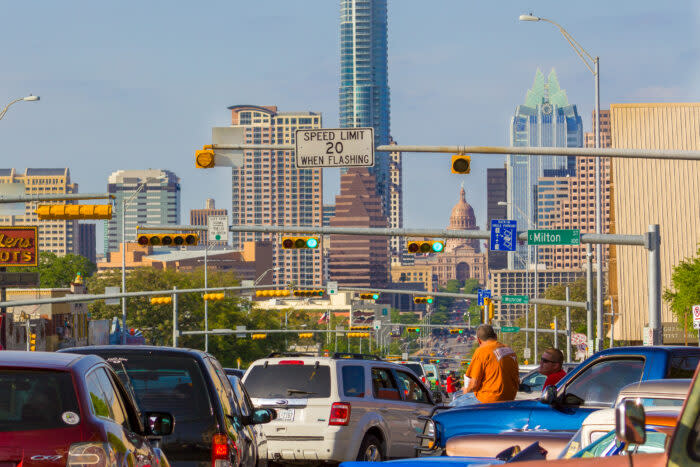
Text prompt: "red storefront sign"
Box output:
[[0, 226, 38, 267]]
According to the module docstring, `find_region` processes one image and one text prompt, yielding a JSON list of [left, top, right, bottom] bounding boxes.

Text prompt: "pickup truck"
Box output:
[[419, 346, 700, 454]]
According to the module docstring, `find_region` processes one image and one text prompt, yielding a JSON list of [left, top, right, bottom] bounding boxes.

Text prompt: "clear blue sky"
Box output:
[[1, 1, 698, 253]]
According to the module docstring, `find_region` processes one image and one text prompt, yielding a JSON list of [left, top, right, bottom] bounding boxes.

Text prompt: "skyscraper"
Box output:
[[486, 167, 508, 270], [190, 199, 228, 246], [388, 139, 404, 264], [105, 169, 180, 254], [228, 105, 323, 287], [506, 68, 583, 269], [339, 0, 392, 218]]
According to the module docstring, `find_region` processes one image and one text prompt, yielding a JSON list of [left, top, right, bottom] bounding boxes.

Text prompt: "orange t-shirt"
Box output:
[[465, 340, 519, 403]]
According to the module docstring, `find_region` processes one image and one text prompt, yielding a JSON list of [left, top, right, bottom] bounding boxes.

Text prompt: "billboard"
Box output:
[[0, 226, 38, 267]]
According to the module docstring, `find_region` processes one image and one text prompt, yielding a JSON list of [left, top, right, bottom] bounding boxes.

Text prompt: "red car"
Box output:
[[0, 351, 173, 467]]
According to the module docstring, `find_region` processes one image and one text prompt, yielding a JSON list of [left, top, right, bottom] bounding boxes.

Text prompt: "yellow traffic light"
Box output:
[[251, 333, 267, 340], [358, 292, 380, 300], [298, 332, 314, 339], [36, 204, 113, 220], [449, 329, 460, 334], [137, 233, 199, 247], [413, 296, 434, 304], [281, 236, 319, 249], [451, 154, 471, 174], [29, 332, 36, 351], [203, 293, 225, 301], [255, 290, 291, 297], [406, 327, 421, 333], [195, 145, 215, 168], [550, 322, 556, 330], [348, 332, 370, 338], [406, 240, 445, 254], [293, 289, 325, 297], [484, 298, 494, 321], [350, 325, 371, 331], [150, 296, 173, 305]]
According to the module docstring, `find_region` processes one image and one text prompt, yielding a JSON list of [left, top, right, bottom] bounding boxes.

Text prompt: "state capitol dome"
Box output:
[[446, 186, 479, 253]]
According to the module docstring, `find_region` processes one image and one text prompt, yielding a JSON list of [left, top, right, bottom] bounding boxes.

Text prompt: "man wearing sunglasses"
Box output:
[[539, 347, 566, 389]]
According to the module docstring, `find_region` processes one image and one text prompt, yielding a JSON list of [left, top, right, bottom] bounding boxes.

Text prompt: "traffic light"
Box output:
[[358, 293, 380, 300], [414, 296, 434, 304], [348, 332, 370, 338], [29, 332, 36, 351], [195, 145, 215, 168], [36, 204, 112, 220], [451, 154, 471, 174], [251, 333, 267, 340], [203, 293, 225, 301], [137, 233, 199, 247], [350, 325, 371, 331], [298, 332, 314, 339], [406, 327, 421, 333], [484, 297, 494, 322], [150, 296, 173, 305], [449, 329, 464, 335], [550, 322, 556, 330], [281, 237, 319, 249], [293, 289, 325, 297], [255, 290, 291, 297], [406, 240, 445, 254]]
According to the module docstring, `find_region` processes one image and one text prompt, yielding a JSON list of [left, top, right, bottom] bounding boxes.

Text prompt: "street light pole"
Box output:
[[0, 95, 40, 121]]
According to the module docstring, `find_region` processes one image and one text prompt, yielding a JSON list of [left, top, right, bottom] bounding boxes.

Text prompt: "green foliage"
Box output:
[[664, 246, 700, 337], [8, 252, 96, 288]]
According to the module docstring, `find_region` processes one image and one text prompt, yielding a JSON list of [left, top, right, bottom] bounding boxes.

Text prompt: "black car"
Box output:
[[60, 346, 273, 467]]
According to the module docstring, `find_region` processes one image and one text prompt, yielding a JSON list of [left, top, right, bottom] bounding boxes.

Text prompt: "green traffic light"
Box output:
[[306, 237, 319, 248], [431, 241, 444, 252], [427, 298, 433, 304], [372, 293, 379, 300]]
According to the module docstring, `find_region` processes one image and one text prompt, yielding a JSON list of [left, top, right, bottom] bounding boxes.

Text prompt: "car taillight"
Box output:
[[67, 442, 117, 467], [212, 433, 235, 467], [329, 402, 351, 426], [279, 360, 304, 365], [421, 376, 426, 383]]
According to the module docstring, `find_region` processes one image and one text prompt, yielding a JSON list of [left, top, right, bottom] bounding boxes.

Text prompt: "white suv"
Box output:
[[242, 352, 437, 464]]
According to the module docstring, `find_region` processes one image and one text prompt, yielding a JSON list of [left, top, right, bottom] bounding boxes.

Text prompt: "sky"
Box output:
[[1, 1, 698, 254]]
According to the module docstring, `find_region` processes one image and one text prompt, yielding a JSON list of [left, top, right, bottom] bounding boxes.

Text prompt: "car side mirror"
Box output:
[[541, 385, 557, 404], [251, 409, 273, 425], [616, 400, 646, 446], [145, 412, 174, 436], [432, 391, 443, 404]]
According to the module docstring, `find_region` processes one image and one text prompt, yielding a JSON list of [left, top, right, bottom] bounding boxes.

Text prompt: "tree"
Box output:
[[664, 246, 700, 337], [8, 252, 96, 287]]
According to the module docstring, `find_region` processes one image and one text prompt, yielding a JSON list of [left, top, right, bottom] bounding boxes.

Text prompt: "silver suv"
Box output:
[[242, 352, 437, 464]]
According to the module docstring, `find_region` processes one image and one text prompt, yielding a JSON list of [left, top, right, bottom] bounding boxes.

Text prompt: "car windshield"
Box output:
[[244, 364, 330, 399], [0, 370, 80, 432], [569, 429, 668, 458], [399, 363, 423, 376], [617, 396, 685, 408]]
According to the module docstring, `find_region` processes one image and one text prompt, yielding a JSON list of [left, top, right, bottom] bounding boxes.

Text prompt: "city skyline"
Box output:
[[0, 2, 698, 254]]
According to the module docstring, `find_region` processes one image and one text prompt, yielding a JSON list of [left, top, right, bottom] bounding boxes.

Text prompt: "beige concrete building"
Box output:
[[0, 168, 78, 255], [610, 103, 700, 341], [390, 264, 434, 294]]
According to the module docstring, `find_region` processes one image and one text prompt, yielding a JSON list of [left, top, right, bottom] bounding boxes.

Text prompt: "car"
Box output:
[[0, 351, 172, 467], [396, 361, 444, 398], [515, 363, 579, 400], [60, 345, 273, 467], [242, 352, 439, 463], [225, 367, 246, 379], [614, 378, 690, 408]]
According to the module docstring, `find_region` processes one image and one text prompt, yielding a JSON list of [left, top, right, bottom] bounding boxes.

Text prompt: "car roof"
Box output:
[[617, 378, 691, 399], [60, 345, 210, 359], [0, 350, 102, 371], [249, 355, 405, 368], [583, 407, 681, 427]]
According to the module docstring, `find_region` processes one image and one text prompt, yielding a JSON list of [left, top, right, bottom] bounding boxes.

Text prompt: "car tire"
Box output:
[[356, 434, 385, 462]]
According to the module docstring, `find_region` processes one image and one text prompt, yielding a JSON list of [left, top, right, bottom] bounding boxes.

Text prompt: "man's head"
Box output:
[[539, 347, 564, 375], [475, 324, 497, 345]]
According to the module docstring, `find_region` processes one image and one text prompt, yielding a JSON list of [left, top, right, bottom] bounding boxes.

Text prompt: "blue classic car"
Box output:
[[419, 346, 700, 454]]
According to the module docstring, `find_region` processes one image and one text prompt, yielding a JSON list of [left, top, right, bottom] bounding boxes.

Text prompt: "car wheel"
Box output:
[[357, 434, 385, 462]]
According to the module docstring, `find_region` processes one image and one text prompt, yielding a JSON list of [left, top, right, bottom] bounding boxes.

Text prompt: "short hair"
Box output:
[[476, 324, 497, 341], [543, 347, 564, 364]]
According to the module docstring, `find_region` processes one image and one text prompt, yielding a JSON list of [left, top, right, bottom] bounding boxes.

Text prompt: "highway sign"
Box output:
[[235, 325, 247, 339], [490, 219, 517, 251], [295, 128, 374, 168], [477, 289, 491, 306], [501, 326, 520, 333], [528, 229, 580, 245], [693, 305, 700, 330], [502, 295, 529, 304], [207, 215, 228, 242]]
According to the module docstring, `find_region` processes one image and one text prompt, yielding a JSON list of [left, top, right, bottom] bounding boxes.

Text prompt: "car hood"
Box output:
[[433, 400, 539, 442], [340, 457, 505, 467]]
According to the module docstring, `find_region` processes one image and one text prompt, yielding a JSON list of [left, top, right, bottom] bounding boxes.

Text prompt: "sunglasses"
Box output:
[[540, 357, 560, 364]]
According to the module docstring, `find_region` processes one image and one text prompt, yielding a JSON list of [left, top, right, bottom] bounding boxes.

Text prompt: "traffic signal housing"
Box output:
[[298, 332, 314, 339], [449, 329, 464, 335], [451, 154, 471, 174], [29, 332, 36, 351], [36, 204, 112, 220], [137, 233, 199, 247], [414, 296, 434, 304], [251, 333, 267, 340], [150, 296, 173, 305], [256, 290, 291, 297], [406, 327, 421, 333], [348, 332, 370, 338], [195, 145, 215, 168], [550, 322, 556, 330], [293, 289, 325, 297], [350, 325, 371, 331], [203, 293, 225, 301], [484, 297, 495, 322], [281, 237, 319, 249], [358, 293, 380, 300], [407, 240, 445, 254]]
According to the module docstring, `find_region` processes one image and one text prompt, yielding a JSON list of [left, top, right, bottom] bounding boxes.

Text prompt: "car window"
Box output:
[[618, 396, 685, 408], [668, 355, 700, 378], [342, 365, 366, 398], [227, 376, 254, 417], [394, 370, 430, 404], [399, 363, 423, 376], [0, 369, 80, 432], [521, 371, 547, 390], [86, 370, 113, 419], [244, 363, 331, 399], [94, 367, 130, 429], [564, 358, 644, 407], [205, 358, 237, 417], [371, 368, 401, 400]]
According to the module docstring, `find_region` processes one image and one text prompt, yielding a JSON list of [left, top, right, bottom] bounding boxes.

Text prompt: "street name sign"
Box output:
[[295, 128, 374, 168], [490, 219, 517, 251], [528, 229, 580, 245], [207, 215, 229, 242], [477, 289, 491, 306], [501, 326, 520, 333], [502, 295, 529, 304]]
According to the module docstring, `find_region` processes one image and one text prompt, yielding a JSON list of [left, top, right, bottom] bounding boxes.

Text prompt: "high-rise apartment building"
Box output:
[[486, 167, 508, 270], [78, 223, 96, 264], [388, 139, 404, 264], [0, 168, 78, 255], [229, 105, 323, 287], [507, 68, 583, 269], [105, 169, 180, 254], [339, 0, 392, 218], [190, 199, 228, 246]]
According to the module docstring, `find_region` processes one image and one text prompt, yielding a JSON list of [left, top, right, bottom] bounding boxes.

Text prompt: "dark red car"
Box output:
[[0, 351, 173, 467]]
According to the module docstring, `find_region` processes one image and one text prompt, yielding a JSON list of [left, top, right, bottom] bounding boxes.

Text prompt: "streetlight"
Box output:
[[519, 12, 604, 352], [121, 176, 163, 344], [0, 95, 40, 121], [255, 267, 279, 286]]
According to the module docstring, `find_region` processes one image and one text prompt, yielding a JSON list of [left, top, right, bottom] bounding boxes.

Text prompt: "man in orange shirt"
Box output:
[[461, 324, 519, 405]]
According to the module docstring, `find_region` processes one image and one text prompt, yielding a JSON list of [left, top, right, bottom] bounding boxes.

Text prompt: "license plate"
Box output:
[[277, 408, 295, 421]]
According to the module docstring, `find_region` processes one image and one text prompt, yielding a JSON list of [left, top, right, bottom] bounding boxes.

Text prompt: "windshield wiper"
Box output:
[[287, 389, 316, 395]]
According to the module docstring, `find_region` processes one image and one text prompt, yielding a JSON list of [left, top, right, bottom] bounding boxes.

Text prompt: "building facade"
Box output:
[[487, 167, 508, 270], [190, 199, 228, 246], [507, 68, 583, 269], [78, 223, 96, 264], [0, 168, 79, 256], [105, 169, 180, 254], [388, 139, 404, 264], [228, 105, 323, 287], [339, 0, 392, 218]]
